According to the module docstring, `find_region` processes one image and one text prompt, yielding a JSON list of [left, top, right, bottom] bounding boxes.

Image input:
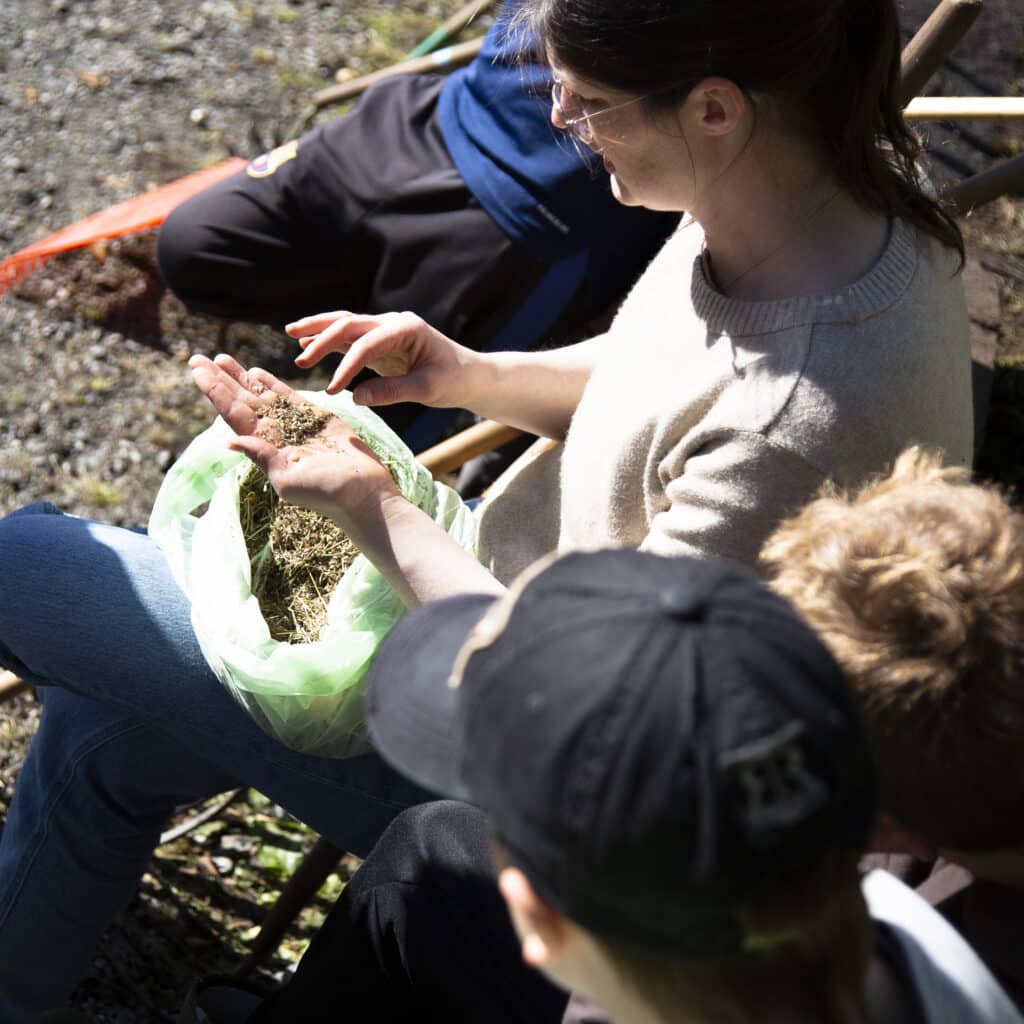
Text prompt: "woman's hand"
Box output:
[[190, 352, 505, 609], [189, 353, 401, 522], [287, 310, 478, 410]]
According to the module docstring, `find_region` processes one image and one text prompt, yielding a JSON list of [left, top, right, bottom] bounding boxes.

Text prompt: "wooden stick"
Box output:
[[899, 0, 983, 107], [158, 788, 246, 846], [314, 37, 485, 110], [234, 835, 345, 976], [405, 0, 495, 59], [905, 96, 1024, 120], [946, 153, 1024, 214], [417, 419, 525, 478]]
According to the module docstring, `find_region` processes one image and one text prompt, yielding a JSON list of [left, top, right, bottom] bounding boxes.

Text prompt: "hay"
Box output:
[[239, 397, 359, 644]]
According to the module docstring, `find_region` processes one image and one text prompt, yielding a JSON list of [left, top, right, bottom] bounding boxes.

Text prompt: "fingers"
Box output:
[[210, 354, 295, 404], [326, 339, 375, 395], [189, 355, 249, 424], [247, 366, 298, 402], [285, 311, 355, 339], [292, 311, 409, 370], [227, 435, 283, 475], [293, 315, 362, 368], [189, 354, 275, 436], [287, 311, 452, 407], [211, 353, 250, 385], [351, 373, 425, 408], [190, 353, 248, 397], [290, 312, 363, 366], [324, 317, 420, 393]]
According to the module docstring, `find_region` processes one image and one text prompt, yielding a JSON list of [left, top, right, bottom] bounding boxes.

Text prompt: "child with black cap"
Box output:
[[241, 550, 1020, 1024]]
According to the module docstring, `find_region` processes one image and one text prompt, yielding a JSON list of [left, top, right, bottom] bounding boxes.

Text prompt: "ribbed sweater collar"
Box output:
[[690, 219, 919, 337]]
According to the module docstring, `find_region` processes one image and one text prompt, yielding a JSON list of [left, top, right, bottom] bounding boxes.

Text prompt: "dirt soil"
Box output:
[[0, 0, 1022, 1020]]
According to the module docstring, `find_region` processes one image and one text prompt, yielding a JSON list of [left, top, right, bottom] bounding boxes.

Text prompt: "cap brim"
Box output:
[[367, 593, 498, 801]]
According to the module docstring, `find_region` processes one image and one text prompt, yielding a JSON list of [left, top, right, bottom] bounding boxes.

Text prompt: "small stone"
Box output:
[[220, 834, 258, 854], [211, 855, 234, 876]]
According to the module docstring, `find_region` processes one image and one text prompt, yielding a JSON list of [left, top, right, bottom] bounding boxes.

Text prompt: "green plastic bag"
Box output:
[[149, 389, 478, 758]]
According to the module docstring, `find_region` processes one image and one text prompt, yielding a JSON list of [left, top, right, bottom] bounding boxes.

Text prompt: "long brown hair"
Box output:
[[517, 0, 964, 263]]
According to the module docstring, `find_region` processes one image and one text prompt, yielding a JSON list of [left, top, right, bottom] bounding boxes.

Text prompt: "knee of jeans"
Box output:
[[0, 503, 65, 666], [0, 506, 62, 679], [34, 688, 228, 828], [1, 501, 64, 523]]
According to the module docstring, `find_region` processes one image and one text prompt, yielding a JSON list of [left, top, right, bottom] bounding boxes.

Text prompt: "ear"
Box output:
[[687, 77, 747, 137], [870, 813, 938, 860], [498, 866, 573, 969]]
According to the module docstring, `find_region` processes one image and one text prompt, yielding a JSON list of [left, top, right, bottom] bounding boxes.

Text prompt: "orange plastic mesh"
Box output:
[[0, 157, 246, 296]]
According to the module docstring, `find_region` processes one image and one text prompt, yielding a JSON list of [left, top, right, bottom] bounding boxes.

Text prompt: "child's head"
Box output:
[[367, 549, 878, 1020], [763, 447, 1024, 855]]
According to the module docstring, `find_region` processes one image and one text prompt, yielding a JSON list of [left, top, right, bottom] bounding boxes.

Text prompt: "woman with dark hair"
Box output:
[[0, 0, 972, 1018], [234, 0, 972, 583]]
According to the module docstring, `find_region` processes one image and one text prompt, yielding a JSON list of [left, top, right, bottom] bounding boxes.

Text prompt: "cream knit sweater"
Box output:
[[476, 218, 973, 584]]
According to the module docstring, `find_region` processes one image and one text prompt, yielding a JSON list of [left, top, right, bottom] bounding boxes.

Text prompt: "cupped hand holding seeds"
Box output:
[[189, 353, 401, 521]]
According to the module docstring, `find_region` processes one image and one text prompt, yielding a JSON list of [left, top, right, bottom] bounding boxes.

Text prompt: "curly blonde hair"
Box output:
[[762, 447, 1024, 851]]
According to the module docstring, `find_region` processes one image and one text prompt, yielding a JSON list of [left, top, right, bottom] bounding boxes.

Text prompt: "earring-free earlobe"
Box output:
[[522, 930, 553, 968], [499, 866, 572, 967], [693, 77, 746, 137]]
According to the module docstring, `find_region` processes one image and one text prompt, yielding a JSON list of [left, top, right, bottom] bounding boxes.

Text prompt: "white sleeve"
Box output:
[[863, 869, 1023, 1023]]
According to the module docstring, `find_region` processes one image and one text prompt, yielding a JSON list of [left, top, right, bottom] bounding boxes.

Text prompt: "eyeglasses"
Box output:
[[550, 80, 651, 147]]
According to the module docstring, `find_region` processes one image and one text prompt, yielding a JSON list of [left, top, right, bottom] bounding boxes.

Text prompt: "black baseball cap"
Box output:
[[367, 549, 876, 955]]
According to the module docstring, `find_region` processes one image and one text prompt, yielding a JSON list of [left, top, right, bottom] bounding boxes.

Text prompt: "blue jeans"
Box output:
[[0, 503, 431, 1020]]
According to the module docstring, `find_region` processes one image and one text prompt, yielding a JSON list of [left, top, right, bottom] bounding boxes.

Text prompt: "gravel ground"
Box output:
[[0, 0, 1022, 1020], [0, 1, 477, 1019], [0, 0, 471, 528]]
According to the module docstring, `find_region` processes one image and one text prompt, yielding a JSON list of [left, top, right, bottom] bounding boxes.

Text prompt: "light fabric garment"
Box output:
[[865, 869, 1023, 1023], [478, 219, 973, 583]]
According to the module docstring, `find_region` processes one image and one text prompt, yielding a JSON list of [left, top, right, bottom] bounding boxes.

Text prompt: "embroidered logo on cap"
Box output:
[[725, 721, 827, 839]]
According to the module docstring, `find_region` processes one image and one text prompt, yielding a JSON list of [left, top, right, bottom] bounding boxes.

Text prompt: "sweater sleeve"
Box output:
[[639, 431, 827, 569]]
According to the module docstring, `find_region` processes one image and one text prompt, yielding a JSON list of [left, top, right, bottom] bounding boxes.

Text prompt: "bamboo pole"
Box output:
[[313, 37, 485, 110], [417, 419, 525, 478], [946, 153, 1024, 214], [905, 96, 1024, 120], [899, 0, 983, 106]]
